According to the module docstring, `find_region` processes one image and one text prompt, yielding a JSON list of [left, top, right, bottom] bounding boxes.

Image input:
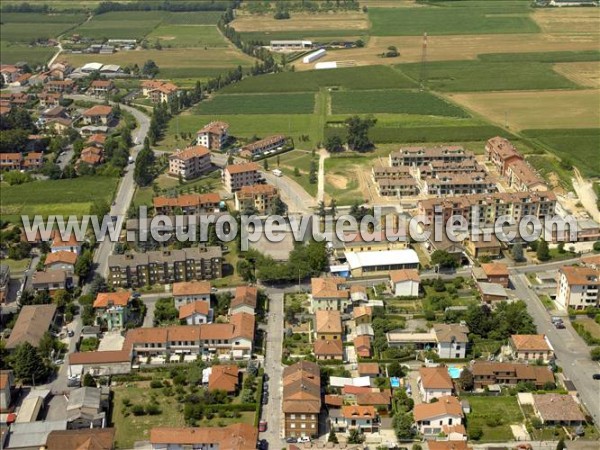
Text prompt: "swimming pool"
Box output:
[[448, 366, 462, 379]]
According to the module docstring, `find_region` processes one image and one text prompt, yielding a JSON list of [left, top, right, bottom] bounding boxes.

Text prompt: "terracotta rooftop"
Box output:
[[353, 335, 371, 357], [5, 304, 57, 349], [356, 390, 392, 406], [559, 266, 599, 286], [68, 350, 131, 365], [83, 105, 113, 117], [225, 162, 260, 175], [150, 423, 257, 450], [178, 301, 210, 319], [198, 120, 229, 135], [46, 428, 116, 450], [533, 394, 585, 423], [153, 193, 220, 209], [230, 285, 258, 310], [314, 339, 343, 356], [341, 405, 376, 419], [481, 262, 509, 277], [282, 361, 321, 414], [434, 323, 469, 343], [352, 306, 372, 319], [241, 134, 286, 152], [0, 370, 12, 390], [172, 280, 212, 297], [389, 269, 421, 283], [311, 277, 348, 299], [357, 362, 380, 376], [44, 250, 78, 266], [208, 365, 239, 392], [315, 309, 342, 334], [419, 366, 454, 390], [428, 441, 472, 450], [169, 145, 210, 161], [510, 334, 552, 351], [93, 291, 131, 308], [413, 395, 463, 422]]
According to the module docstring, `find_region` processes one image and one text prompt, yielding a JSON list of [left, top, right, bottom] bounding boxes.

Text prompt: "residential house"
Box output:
[[172, 280, 212, 308], [314, 339, 343, 360], [38, 92, 62, 108], [66, 387, 107, 429], [0, 152, 23, 171], [168, 145, 212, 181], [208, 365, 239, 393], [390, 146, 473, 167], [49, 61, 73, 80], [464, 235, 502, 259], [223, 162, 261, 193], [46, 428, 115, 450], [234, 184, 279, 214], [310, 277, 350, 312], [418, 367, 454, 402], [330, 405, 378, 434], [413, 396, 464, 436], [196, 121, 229, 150], [353, 306, 372, 325], [68, 350, 132, 377], [239, 134, 286, 159], [82, 105, 114, 125], [353, 335, 372, 358], [153, 192, 220, 215], [375, 177, 420, 197], [356, 390, 392, 409], [315, 310, 343, 341], [107, 247, 223, 288], [23, 152, 44, 171], [389, 269, 420, 297], [47, 117, 73, 134], [32, 269, 70, 292], [86, 133, 107, 148], [0, 370, 14, 410], [79, 146, 104, 166], [5, 304, 58, 350], [510, 334, 554, 363], [532, 394, 585, 426], [0, 64, 22, 84], [472, 263, 510, 288], [556, 265, 599, 310], [179, 301, 212, 325], [51, 232, 82, 254], [140, 80, 179, 104], [434, 323, 469, 359], [229, 285, 258, 315], [357, 363, 380, 378], [476, 282, 509, 303], [89, 80, 115, 97], [282, 361, 321, 438], [93, 291, 132, 330], [471, 361, 555, 390], [149, 423, 257, 450], [46, 79, 75, 93]]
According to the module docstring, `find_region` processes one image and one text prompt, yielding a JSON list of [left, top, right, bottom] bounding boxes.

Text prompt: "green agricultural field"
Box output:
[[221, 66, 416, 93], [163, 11, 224, 25], [0, 12, 87, 42], [0, 176, 119, 224], [73, 11, 164, 40], [158, 113, 322, 151], [478, 50, 600, 63], [0, 41, 56, 66], [397, 61, 579, 92], [522, 128, 600, 178], [369, 3, 539, 36], [239, 29, 365, 43], [331, 90, 469, 117], [194, 93, 315, 115], [147, 25, 228, 48]]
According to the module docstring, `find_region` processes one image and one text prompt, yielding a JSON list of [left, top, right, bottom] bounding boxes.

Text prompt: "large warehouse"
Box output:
[[344, 249, 420, 277]]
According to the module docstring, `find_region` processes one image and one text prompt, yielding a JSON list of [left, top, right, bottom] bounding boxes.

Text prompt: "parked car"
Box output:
[[54, 359, 64, 365], [263, 374, 269, 381], [286, 437, 297, 443], [67, 330, 75, 337], [257, 439, 268, 450], [258, 421, 267, 432], [261, 395, 268, 405], [297, 437, 311, 443], [555, 322, 566, 329], [593, 374, 600, 380]]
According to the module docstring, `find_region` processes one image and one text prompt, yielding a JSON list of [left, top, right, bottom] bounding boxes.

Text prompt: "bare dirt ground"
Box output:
[[553, 61, 600, 89], [572, 168, 600, 221], [448, 89, 600, 131], [230, 11, 368, 32], [327, 173, 348, 190]]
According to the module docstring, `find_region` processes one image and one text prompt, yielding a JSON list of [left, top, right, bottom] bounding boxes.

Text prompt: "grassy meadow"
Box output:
[[194, 93, 316, 115]]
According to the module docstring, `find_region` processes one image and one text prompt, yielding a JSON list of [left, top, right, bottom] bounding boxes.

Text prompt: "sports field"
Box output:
[[448, 89, 600, 131], [194, 93, 316, 115]]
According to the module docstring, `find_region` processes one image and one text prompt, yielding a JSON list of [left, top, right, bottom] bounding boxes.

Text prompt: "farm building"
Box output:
[[270, 40, 312, 51], [303, 49, 326, 64]]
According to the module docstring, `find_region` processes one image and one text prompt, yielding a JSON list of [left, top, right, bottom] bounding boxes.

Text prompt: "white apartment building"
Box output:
[[556, 266, 599, 310]]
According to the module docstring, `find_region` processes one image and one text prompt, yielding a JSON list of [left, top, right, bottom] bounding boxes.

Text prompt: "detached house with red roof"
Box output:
[[310, 277, 350, 312], [51, 232, 82, 255], [93, 291, 132, 330], [44, 250, 78, 273], [172, 280, 212, 308], [168, 145, 211, 181], [418, 366, 454, 402], [141, 80, 179, 104], [389, 269, 420, 297], [89, 80, 115, 97], [413, 395, 463, 436], [510, 334, 555, 363], [229, 285, 258, 315], [208, 365, 239, 393], [196, 121, 229, 150], [179, 300, 212, 325], [330, 405, 379, 435], [82, 105, 114, 125]]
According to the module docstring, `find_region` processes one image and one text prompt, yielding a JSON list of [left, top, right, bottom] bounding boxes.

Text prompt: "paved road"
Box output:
[[510, 272, 600, 423], [140, 293, 164, 328], [57, 145, 73, 170], [260, 289, 285, 446], [316, 149, 328, 204]]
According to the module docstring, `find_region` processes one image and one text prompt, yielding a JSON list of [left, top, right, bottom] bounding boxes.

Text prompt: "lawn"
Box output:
[[146, 24, 228, 48], [522, 128, 600, 178], [0, 12, 87, 42], [396, 61, 579, 92], [0, 41, 56, 66], [331, 90, 469, 117], [0, 176, 119, 224], [72, 11, 164, 40], [465, 395, 524, 442], [194, 93, 316, 115], [369, 4, 540, 36], [1, 258, 31, 275], [221, 66, 416, 93]]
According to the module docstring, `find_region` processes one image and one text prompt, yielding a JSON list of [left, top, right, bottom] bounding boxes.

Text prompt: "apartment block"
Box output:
[[283, 361, 321, 438], [471, 361, 554, 389], [556, 265, 599, 310], [168, 145, 212, 181], [140, 80, 179, 103], [234, 184, 279, 213], [223, 162, 261, 193], [239, 134, 286, 159], [196, 121, 229, 150], [389, 146, 474, 167], [153, 192, 221, 215], [422, 172, 496, 196], [376, 177, 419, 197]]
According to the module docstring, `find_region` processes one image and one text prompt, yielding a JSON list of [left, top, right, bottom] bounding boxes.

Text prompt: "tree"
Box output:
[[468, 425, 483, 440], [329, 198, 337, 219], [556, 439, 566, 450], [83, 373, 96, 387], [593, 241, 600, 252], [12, 342, 48, 384], [536, 238, 550, 261], [345, 115, 376, 152], [134, 138, 155, 186], [153, 298, 178, 325], [317, 201, 326, 220], [458, 368, 474, 391], [325, 135, 344, 153], [512, 242, 524, 262], [141, 59, 159, 78], [393, 412, 414, 439], [385, 45, 399, 57], [89, 275, 107, 296], [347, 429, 365, 444], [557, 241, 565, 253], [309, 159, 317, 184], [430, 250, 457, 269], [263, 158, 269, 170], [328, 429, 339, 444], [590, 346, 600, 361], [294, 167, 300, 177], [74, 249, 93, 279], [388, 361, 405, 378]]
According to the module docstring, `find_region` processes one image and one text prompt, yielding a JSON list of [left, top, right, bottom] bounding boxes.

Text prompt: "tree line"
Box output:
[[94, 1, 238, 15]]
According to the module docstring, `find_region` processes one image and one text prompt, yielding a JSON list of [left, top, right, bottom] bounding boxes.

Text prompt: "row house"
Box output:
[[471, 361, 554, 390], [506, 158, 546, 192], [46, 79, 75, 93], [283, 361, 321, 438], [140, 80, 179, 103], [223, 162, 261, 193], [82, 105, 114, 125], [389, 146, 474, 167], [422, 172, 496, 196], [37, 92, 62, 108], [0, 91, 29, 107], [168, 145, 212, 181], [78, 146, 104, 166], [89, 80, 115, 97], [239, 134, 287, 159], [196, 121, 229, 150], [107, 247, 223, 288], [234, 183, 279, 214], [153, 192, 221, 215], [150, 423, 257, 450], [556, 265, 599, 310], [0, 64, 23, 84], [416, 191, 557, 229], [0, 152, 44, 172], [371, 164, 411, 181], [376, 177, 420, 197]]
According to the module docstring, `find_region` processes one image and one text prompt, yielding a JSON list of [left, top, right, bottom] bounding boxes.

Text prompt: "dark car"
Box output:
[[67, 330, 75, 337], [261, 395, 268, 405], [258, 439, 268, 450], [593, 374, 600, 380], [555, 322, 566, 329], [263, 374, 269, 381], [286, 437, 297, 443]]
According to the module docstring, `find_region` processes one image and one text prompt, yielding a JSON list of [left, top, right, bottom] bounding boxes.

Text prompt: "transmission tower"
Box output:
[[419, 32, 428, 91]]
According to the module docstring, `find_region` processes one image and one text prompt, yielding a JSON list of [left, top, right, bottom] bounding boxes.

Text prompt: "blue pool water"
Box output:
[[448, 367, 462, 379], [390, 377, 401, 388]]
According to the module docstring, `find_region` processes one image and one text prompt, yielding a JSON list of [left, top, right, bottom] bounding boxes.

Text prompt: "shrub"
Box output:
[[150, 380, 163, 388], [145, 403, 162, 415], [122, 398, 131, 407], [468, 425, 483, 440], [131, 404, 146, 416]]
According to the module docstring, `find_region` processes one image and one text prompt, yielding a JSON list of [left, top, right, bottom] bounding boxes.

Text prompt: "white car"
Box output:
[[297, 437, 311, 443]]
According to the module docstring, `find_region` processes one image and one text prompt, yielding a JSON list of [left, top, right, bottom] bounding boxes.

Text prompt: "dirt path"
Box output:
[[572, 167, 600, 221], [317, 149, 329, 203]]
